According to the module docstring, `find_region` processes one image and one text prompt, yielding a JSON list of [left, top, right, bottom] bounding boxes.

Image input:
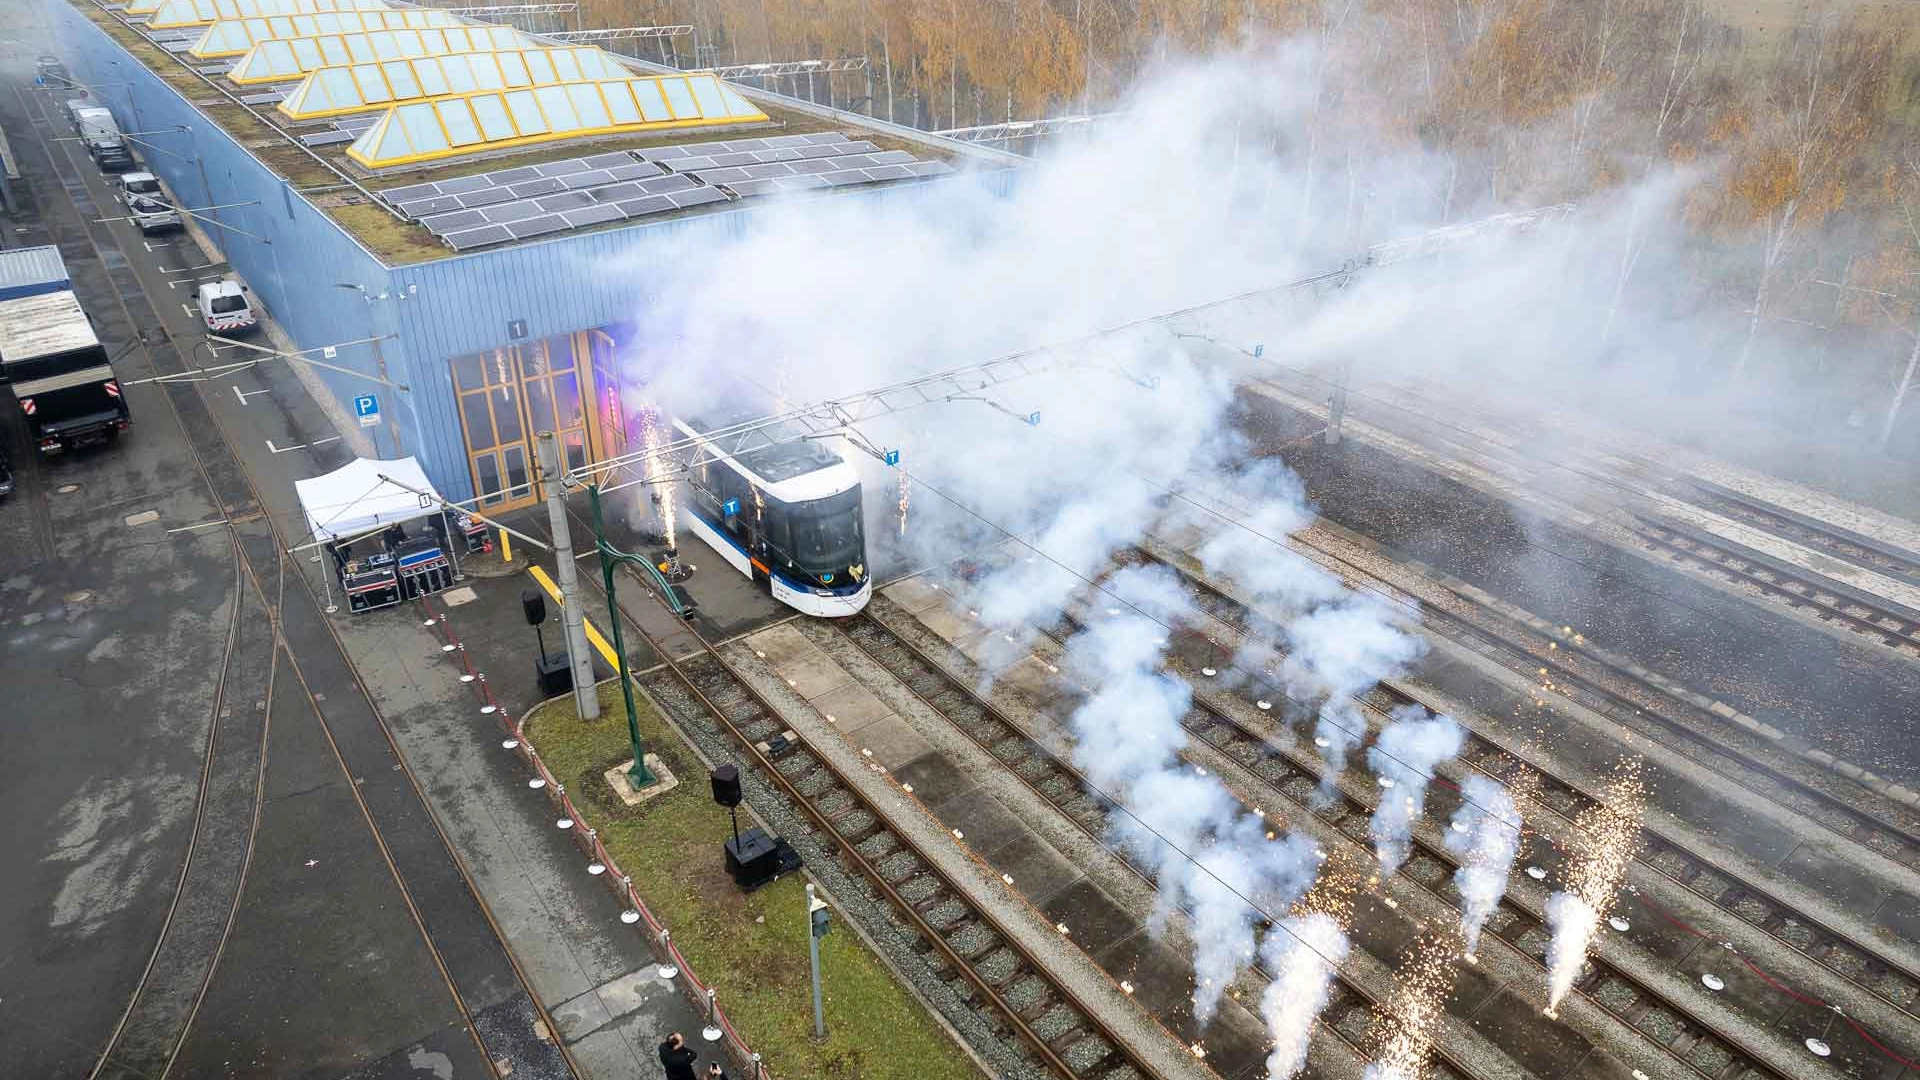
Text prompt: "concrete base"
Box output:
[[604, 754, 679, 806]]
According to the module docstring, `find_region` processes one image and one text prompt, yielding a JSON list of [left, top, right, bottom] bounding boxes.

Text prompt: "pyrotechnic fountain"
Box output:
[[1543, 758, 1646, 1016]]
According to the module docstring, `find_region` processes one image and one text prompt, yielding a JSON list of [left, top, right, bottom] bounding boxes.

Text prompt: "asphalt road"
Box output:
[[0, 44, 567, 1080]]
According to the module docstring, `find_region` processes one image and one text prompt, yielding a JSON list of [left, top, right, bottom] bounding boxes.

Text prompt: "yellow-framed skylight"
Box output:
[[148, 0, 391, 32], [192, 8, 471, 58], [346, 74, 767, 169], [227, 24, 529, 82], [279, 46, 631, 119]]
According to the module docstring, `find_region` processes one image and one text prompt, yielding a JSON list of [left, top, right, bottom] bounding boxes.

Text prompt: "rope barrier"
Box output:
[[417, 597, 771, 1078]]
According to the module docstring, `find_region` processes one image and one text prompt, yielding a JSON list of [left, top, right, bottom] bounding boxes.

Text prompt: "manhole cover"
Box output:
[[56, 484, 81, 494]]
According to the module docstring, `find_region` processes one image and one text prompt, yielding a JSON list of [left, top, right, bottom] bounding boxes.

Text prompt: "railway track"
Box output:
[[871, 580, 1840, 1080], [1628, 519, 1920, 655], [1658, 480, 1920, 591], [827, 610, 1483, 1080], [552, 544, 1175, 1080], [1125, 526, 1920, 877], [1106, 546, 1920, 1020], [636, 647, 1168, 1080]]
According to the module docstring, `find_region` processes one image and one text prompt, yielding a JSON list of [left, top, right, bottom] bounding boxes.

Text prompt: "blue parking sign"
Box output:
[[354, 394, 380, 427]]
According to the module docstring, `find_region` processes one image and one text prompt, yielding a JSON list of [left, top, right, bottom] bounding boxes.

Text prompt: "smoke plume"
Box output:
[[1365, 706, 1465, 876], [1259, 912, 1351, 1079], [1444, 774, 1523, 957]]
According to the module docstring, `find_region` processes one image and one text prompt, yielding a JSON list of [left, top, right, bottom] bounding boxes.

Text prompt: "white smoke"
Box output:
[[1366, 706, 1466, 876], [1064, 611, 1323, 1024], [1445, 774, 1523, 957], [1282, 600, 1427, 791], [1259, 912, 1351, 1079], [1543, 891, 1599, 1015]]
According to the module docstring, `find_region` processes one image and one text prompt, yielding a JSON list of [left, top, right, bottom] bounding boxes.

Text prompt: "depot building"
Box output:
[[43, 0, 1012, 509]]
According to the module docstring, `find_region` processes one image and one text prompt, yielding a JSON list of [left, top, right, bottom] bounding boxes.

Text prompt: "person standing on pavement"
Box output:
[[658, 1032, 698, 1080]]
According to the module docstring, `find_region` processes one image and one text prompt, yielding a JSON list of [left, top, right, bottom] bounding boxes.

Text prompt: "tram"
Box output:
[[674, 411, 871, 617]]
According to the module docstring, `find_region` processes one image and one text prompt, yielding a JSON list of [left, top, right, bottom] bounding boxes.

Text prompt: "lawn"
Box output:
[[525, 682, 982, 1080]]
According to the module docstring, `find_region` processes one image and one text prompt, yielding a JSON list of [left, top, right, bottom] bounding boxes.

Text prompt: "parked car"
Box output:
[[118, 174, 180, 233], [197, 279, 257, 334], [71, 105, 132, 172], [62, 97, 94, 129], [0, 446, 13, 499]]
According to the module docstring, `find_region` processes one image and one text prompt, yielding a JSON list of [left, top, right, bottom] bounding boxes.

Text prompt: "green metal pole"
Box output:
[[591, 483, 657, 787]]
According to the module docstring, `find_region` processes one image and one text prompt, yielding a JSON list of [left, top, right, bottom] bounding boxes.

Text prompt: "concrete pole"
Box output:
[[538, 430, 600, 720], [806, 883, 826, 1041]]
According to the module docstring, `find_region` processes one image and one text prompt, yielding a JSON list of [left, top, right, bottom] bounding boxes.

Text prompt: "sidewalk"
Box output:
[[326, 557, 727, 1080]]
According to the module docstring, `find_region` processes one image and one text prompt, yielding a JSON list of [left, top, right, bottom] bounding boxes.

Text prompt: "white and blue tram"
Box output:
[[674, 412, 871, 617]]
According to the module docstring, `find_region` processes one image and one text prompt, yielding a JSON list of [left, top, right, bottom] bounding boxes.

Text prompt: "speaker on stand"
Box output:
[[523, 588, 572, 696], [710, 763, 800, 891]]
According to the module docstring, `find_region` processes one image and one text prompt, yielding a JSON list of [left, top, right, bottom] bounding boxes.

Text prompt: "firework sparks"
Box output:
[[1364, 929, 1461, 1080], [897, 466, 911, 539], [1544, 758, 1646, 1016], [638, 407, 677, 549], [1259, 912, 1351, 1079]]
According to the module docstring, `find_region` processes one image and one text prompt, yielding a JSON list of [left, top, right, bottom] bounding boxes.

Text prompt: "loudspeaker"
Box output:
[[521, 589, 547, 626], [535, 652, 571, 696], [710, 764, 742, 808], [724, 827, 801, 891]]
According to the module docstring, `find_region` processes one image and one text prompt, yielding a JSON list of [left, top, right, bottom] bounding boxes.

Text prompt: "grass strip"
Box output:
[[526, 681, 982, 1080]]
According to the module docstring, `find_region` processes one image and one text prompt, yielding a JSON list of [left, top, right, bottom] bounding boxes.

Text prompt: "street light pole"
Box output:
[[588, 481, 657, 788]]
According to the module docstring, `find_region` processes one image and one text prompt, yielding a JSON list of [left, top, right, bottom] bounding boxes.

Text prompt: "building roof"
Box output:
[[229, 24, 533, 82], [0, 245, 71, 302], [89, 0, 1011, 263], [149, 0, 394, 31], [279, 45, 633, 120]]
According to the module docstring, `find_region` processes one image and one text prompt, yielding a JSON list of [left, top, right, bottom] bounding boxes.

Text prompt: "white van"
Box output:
[[197, 279, 258, 333]]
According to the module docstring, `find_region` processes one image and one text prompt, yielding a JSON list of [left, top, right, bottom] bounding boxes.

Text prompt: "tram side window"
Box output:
[[762, 500, 793, 565]]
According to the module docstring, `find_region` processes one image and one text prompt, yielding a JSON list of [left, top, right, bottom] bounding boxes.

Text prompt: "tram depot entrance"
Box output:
[[451, 330, 616, 512]]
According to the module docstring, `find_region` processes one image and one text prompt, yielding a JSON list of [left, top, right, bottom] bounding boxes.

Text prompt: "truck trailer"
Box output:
[[0, 285, 130, 454]]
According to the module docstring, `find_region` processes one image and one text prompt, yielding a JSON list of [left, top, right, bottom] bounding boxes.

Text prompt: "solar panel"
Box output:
[[725, 178, 778, 198], [398, 194, 462, 218], [421, 208, 487, 233], [615, 195, 673, 217], [561, 204, 624, 228], [606, 161, 661, 181], [559, 170, 615, 190], [640, 174, 695, 195], [436, 174, 492, 195], [669, 186, 729, 209], [457, 187, 517, 209], [904, 160, 954, 176], [583, 151, 635, 169], [818, 170, 868, 187], [800, 131, 849, 145], [479, 165, 541, 187], [708, 151, 758, 167], [797, 143, 850, 160], [299, 129, 356, 147], [480, 201, 544, 223], [507, 215, 566, 239], [697, 167, 750, 185], [442, 223, 512, 250], [669, 156, 717, 171], [778, 174, 830, 191], [533, 191, 594, 213], [507, 177, 565, 199], [241, 91, 284, 104], [863, 164, 911, 181], [870, 150, 915, 166], [535, 159, 591, 177]]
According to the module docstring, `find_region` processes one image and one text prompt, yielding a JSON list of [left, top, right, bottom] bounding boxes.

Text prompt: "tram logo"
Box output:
[[849, 563, 864, 582]]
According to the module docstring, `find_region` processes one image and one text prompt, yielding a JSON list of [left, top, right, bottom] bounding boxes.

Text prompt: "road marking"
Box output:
[[180, 302, 194, 318], [232, 383, 270, 405], [528, 565, 620, 669], [168, 276, 223, 289], [265, 435, 340, 454], [161, 262, 225, 275]]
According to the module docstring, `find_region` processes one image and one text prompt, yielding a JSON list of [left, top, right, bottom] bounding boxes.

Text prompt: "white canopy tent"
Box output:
[[295, 455, 445, 542]]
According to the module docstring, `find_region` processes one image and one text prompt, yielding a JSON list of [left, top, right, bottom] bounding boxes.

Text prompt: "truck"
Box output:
[[0, 258, 130, 454]]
